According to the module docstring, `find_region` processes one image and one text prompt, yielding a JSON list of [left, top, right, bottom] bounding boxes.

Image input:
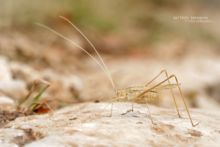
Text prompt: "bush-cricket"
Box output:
[[36, 16, 199, 127]]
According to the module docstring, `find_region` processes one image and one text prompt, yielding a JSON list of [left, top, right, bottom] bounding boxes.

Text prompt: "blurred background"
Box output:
[[0, 0, 219, 111]]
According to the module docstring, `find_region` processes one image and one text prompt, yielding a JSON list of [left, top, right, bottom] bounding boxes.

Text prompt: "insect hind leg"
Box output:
[[145, 69, 182, 118], [170, 75, 199, 127], [120, 103, 134, 115], [161, 70, 182, 118], [137, 74, 198, 127]]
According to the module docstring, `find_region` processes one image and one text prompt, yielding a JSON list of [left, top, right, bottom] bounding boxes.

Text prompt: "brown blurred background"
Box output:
[[0, 0, 219, 110]]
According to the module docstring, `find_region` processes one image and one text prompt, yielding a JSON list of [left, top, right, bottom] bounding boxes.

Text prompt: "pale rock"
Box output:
[[0, 103, 219, 147], [0, 57, 26, 99], [0, 96, 14, 105], [0, 57, 12, 81]]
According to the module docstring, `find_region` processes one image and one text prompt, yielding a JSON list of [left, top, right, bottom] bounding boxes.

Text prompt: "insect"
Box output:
[[37, 16, 199, 127], [112, 70, 199, 127]]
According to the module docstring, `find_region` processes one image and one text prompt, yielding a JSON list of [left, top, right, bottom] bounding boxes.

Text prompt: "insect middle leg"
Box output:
[[109, 99, 135, 117]]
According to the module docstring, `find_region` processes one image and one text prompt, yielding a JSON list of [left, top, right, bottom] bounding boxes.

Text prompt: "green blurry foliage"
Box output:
[[0, 0, 219, 46]]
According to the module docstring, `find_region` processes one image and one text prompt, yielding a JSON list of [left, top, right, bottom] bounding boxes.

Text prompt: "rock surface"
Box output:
[[0, 102, 220, 147]]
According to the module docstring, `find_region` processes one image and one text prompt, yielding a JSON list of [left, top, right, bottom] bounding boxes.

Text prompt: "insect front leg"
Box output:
[[108, 97, 123, 117]]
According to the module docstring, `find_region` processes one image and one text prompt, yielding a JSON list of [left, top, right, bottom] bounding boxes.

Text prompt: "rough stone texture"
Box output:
[[0, 57, 26, 101], [0, 102, 220, 147]]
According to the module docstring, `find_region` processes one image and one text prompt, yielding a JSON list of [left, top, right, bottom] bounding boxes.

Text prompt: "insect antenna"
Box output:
[[59, 16, 115, 92], [35, 22, 116, 92]]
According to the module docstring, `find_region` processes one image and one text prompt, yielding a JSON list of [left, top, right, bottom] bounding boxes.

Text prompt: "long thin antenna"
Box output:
[[59, 16, 116, 91], [36, 23, 116, 92]]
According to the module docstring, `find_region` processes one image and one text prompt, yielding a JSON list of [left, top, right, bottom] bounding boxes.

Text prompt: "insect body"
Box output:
[[116, 86, 158, 103], [37, 17, 199, 127], [111, 70, 199, 127]]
